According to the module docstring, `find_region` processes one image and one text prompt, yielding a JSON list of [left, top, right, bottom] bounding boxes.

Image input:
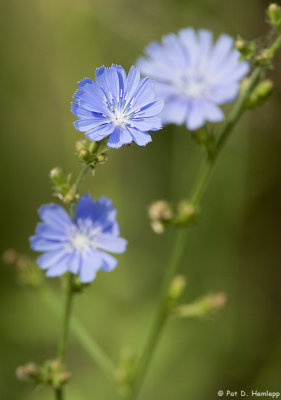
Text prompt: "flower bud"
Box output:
[[75, 140, 86, 151], [2, 248, 18, 265], [149, 200, 172, 221], [148, 200, 173, 234], [41, 359, 71, 388], [235, 36, 256, 61], [207, 292, 227, 311], [97, 153, 108, 164], [246, 79, 274, 108], [50, 167, 62, 180], [16, 363, 38, 381], [256, 49, 271, 65], [235, 37, 247, 52], [168, 275, 187, 301], [3, 250, 43, 289], [268, 3, 281, 31], [79, 148, 90, 161], [176, 200, 197, 226], [50, 167, 64, 187], [172, 292, 227, 319]]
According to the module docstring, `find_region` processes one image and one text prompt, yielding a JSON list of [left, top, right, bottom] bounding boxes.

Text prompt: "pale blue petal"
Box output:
[[37, 248, 68, 270], [93, 197, 120, 235], [73, 78, 107, 114], [201, 100, 224, 122], [38, 204, 72, 231], [129, 117, 162, 131], [96, 234, 127, 253], [129, 78, 155, 111], [124, 66, 141, 102], [86, 123, 115, 141], [76, 194, 120, 236], [35, 223, 67, 241], [207, 83, 239, 104], [45, 255, 69, 277], [104, 66, 120, 99], [161, 98, 188, 125], [95, 250, 118, 272], [71, 103, 93, 118], [75, 194, 96, 221], [197, 29, 213, 69], [208, 34, 234, 73], [186, 102, 205, 130], [68, 250, 81, 274], [137, 99, 164, 118], [107, 127, 132, 148], [30, 236, 62, 252], [127, 127, 152, 146], [178, 28, 198, 67], [79, 251, 102, 283], [74, 116, 108, 132]]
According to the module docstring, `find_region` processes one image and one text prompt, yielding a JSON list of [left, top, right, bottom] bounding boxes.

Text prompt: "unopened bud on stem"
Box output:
[[168, 275, 187, 301], [268, 3, 281, 31], [172, 292, 227, 319], [148, 200, 173, 234], [176, 200, 197, 226], [246, 79, 274, 108]]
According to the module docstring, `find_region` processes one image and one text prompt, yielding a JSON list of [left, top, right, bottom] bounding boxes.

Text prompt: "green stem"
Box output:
[[58, 273, 74, 363], [55, 388, 63, 400], [268, 33, 281, 57], [129, 60, 270, 399], [40, 286, 116, 381], [74, 164, 90, 193]]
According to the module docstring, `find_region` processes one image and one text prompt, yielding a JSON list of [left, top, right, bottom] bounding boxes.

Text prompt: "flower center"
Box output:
[[176, 74, 208, 99], [111, 109, 129, 126], [71, 233, 91, 252]]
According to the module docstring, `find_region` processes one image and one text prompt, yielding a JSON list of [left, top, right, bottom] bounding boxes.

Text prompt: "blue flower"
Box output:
[[72, 65, 164, 148], [138, 29, 250, 130], [30, 194, 127, 283]]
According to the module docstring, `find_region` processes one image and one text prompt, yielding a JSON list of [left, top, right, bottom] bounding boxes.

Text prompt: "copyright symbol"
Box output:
[[218, 390, 224, 397]]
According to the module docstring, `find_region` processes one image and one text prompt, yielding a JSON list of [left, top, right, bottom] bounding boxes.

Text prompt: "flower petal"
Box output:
[[79, 251, 103, 283], [38, 204, 72, 231], [37, 248, 68, 270], [95, 250, 118, 272], [107, 126, 133, 148], [127, 127, 152, 146], [161, 98, 188, 125], [96, 234, 127, 254], [86, 123, 115, 141]]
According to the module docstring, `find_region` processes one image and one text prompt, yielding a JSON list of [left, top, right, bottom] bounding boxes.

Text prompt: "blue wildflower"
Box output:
[[72, 65, 164, 148], [30, 194, 127, 283], [138, 29, 250, 130]]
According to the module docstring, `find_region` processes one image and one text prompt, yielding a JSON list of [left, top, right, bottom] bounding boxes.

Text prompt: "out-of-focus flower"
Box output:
[[148, 200, 173, 234], [138, 29, 250, 130], [72, 64, 163, 148], [30, 194, 127, 283]]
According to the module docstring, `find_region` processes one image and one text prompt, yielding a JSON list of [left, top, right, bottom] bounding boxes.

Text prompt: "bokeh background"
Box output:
[[0, 0, 280, 399]]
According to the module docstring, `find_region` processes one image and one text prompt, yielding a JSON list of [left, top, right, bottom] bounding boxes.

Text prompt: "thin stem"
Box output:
[[40, 286, 116, 381], [55, 388, 63, 400], [129, 60, 271, 399], [58, 273, 74, 363], [75, 164, 90, 193], [268, 33, 281, 57]]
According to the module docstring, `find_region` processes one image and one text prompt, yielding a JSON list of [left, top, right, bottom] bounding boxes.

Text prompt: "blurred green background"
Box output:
[[0, 0, 280, 399]]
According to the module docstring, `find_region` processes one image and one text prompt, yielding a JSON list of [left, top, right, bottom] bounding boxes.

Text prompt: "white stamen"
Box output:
[[111, 109, 129, 126], [72, 233, 91, 252]]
